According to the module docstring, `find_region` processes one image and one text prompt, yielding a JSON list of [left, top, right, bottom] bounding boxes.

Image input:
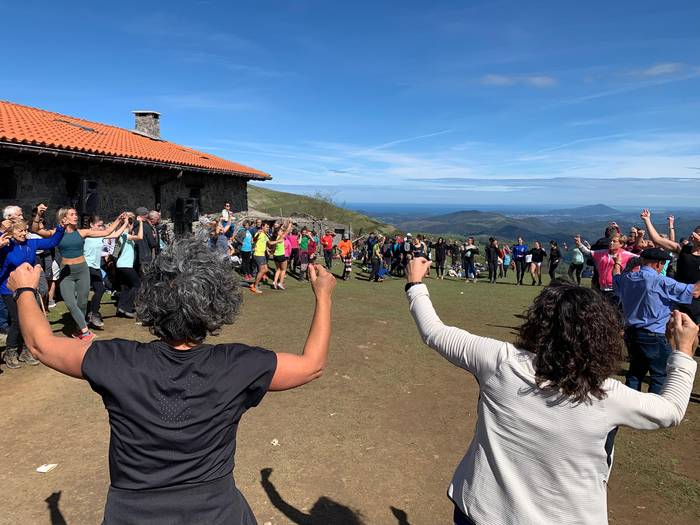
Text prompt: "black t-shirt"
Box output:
[[529, 248, 547, 263], [550, 247, 561, 261], [675, 244, 700, 284], [675, 244, 700, 321], [82, 339, 277, 491]]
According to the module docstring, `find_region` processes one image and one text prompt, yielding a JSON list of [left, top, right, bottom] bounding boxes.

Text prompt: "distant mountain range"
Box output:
[[392, 204, 700, 244]]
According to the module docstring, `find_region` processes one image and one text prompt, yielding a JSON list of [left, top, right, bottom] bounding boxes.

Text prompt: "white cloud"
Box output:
[[480, 74, 557, 88], [634, 62, 684, 77]]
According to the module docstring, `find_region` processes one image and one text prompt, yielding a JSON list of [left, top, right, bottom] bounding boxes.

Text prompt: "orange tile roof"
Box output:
[[0, 100, 270, 180]]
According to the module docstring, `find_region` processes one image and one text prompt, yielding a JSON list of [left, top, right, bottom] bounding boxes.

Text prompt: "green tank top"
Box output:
[[274, 239, 285, 257], [59, 230, 85, 258]]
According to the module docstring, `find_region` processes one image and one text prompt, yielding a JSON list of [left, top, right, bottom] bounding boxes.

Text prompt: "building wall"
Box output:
[[0, 150, 249, 222]]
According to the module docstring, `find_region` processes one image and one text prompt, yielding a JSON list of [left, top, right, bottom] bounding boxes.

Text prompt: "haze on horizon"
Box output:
[[3, 0, 699, 208]]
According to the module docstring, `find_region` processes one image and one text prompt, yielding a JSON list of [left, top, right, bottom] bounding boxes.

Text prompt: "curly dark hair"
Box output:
[[136, 238, 241, 344], [516, 280, 624, 404]]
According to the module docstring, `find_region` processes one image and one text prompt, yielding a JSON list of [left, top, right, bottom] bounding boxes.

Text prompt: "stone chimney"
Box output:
[[132, 110, 161, 139]]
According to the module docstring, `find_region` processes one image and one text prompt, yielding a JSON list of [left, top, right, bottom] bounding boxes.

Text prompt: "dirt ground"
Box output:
[[0, 270, 698, 525]]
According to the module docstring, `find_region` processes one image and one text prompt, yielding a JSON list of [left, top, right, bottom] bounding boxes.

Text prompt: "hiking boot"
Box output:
[[19, 347, 40, 366], [3, 348, 21, 369]]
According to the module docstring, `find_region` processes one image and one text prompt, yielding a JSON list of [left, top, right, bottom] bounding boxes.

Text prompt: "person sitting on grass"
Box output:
[[8, 238, 336, 525], [404, 257, 697, 525]]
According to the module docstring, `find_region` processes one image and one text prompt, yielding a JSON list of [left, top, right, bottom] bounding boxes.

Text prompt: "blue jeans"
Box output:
[[625, 327, 672, 394]]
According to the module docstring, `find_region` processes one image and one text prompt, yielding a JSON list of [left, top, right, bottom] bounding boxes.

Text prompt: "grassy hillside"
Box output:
[[247, 185, 396, 235]]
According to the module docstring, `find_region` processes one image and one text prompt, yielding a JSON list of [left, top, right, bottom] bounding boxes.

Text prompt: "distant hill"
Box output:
[[548, 203, 620, 217], [247, 185, 395, 235]]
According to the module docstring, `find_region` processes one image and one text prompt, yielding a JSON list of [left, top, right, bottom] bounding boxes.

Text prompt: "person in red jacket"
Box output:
[[321, 230, 335, 270]]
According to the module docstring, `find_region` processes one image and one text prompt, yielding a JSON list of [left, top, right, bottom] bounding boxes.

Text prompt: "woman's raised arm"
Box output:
[[268, 264, 335, 391]]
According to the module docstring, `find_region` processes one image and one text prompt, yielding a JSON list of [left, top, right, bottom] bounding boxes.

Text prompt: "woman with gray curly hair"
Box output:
[[7, 237, 336, 525]]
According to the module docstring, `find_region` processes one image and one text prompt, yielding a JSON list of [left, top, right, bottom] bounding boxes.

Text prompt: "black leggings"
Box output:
[[369, 257, 382, 282], [89, 267, 106, 315], [568, 263, 583, 285], [241, 251, 252, 275], [117, 268, 140, 313], [487, 260, 498, 282], [2, 294, 23, 350], [435, 257, 446, 277], [515, 260, 527, 283], [548, 260, 560, 280]]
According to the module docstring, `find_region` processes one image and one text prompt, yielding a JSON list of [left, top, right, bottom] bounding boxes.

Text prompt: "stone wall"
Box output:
[[0, 149, 249, 223]]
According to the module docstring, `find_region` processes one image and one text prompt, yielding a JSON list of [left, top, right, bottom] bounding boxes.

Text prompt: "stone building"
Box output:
[[0, 101, 270, 225]]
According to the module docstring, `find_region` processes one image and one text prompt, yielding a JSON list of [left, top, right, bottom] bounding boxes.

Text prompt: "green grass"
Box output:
[[248, 184, 396, 235]]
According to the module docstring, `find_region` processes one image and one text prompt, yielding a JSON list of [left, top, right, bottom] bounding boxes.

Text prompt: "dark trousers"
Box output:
[[435, 257, 446, 277], [323, 249, 333, 269], [625, 327, 672, 394], [487, 260, 498, 282], [549, 260, 560, 280], [1, 294, 22, 349], [117, 268, 140, 314], [369, 257, 382, 281], [568, 263, 583, 284], [241, 251, 252, 276], [454, 506, 476, 525], [89, 267, 106, 316], [515, 259, 527, 283]]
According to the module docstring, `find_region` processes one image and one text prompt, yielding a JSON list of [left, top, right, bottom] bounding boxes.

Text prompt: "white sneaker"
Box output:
[[278, 283, 285, 290], [48, 300, 56, 309]]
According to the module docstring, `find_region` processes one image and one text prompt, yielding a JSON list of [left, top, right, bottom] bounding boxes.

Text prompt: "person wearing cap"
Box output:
[[613, 247, 700, 393], [338, 234, 353, 280]]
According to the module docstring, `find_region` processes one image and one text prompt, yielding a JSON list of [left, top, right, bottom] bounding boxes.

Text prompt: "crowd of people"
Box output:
[[0, 202, 165, 369], [0, 195, 698, 524]]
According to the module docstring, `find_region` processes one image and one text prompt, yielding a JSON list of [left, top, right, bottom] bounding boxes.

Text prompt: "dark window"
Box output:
[[188, 186, 202, 211], [0, 167, 18, 198], [63, 172, 81, 207]]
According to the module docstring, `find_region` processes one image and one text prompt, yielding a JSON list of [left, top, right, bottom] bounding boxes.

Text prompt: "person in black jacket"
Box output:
[[485, 237, 500, 284], [431, 237, 449, 279], [548, 240, 562, 282]]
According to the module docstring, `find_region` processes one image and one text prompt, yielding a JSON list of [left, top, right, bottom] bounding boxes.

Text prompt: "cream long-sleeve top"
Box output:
[[406, 283, 696, 525]]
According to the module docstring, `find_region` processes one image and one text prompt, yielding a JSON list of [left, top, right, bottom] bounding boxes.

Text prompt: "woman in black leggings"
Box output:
[[431, 238, 448, 279], [548, 240, 561, 281]]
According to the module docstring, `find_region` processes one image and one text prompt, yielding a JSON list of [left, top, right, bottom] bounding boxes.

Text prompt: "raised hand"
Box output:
[[407, 257, 431, 283], [640, 209, 651, 221], [308, 263, 336, 299], [667, 215, 675, 227], [0, 231, 11, 248], [667, 311, 699, 357], [7, 263, 42, 292]]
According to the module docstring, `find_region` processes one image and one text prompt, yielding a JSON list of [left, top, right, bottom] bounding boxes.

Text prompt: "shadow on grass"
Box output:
[[390, 506, 413, 524], [260, 468, 364, 524], [45, 491, 68, 525]]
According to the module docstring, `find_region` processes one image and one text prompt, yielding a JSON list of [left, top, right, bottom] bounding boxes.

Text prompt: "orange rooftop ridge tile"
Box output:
[[0, 100, 270, 180]]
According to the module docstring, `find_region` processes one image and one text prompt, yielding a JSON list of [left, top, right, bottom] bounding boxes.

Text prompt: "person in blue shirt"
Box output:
[[613, 247, 700, 393], [511, 237, 529, 285], [0, 219, 65, 369]]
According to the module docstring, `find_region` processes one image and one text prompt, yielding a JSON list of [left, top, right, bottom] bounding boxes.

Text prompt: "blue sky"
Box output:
[[3, 0, 699, 207]]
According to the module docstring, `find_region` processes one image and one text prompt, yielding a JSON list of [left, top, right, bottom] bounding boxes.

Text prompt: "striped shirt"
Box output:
[[407, 283, 696, 525]]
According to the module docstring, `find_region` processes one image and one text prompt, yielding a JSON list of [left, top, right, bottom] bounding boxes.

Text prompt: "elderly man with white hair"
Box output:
[[1, 205, 23, 232]]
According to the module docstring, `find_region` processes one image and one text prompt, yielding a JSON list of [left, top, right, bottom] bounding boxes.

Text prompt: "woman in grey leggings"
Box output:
[[55, 208, 127, 341]]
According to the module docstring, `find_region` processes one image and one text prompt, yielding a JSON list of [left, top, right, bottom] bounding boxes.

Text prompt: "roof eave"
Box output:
[[0, 140, 272, 181]]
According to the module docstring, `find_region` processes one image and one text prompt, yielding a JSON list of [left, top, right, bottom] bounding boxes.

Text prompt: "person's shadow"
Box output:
[[45, 491, 68, 525], [260, 468, 364, 525]]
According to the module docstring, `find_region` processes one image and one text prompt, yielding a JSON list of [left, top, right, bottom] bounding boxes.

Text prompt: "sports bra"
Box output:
[[59, 230, 85, 259]]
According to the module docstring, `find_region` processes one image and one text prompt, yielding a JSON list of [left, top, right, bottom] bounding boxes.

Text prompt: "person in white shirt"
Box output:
[[404, 257, 697, 525]]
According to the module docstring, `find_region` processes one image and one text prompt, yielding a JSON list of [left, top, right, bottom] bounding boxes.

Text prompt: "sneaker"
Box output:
[[272, 282, 278, 290], [250, 285, 262, 294], [2, 348, 21, 369], [48, 300, 57, 309], [278, 283, 285, 290], [73, 330, 96, 342], [88, 313, 105, 329], [117, 309, 135, 319], [19, 347, 40, 366]]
